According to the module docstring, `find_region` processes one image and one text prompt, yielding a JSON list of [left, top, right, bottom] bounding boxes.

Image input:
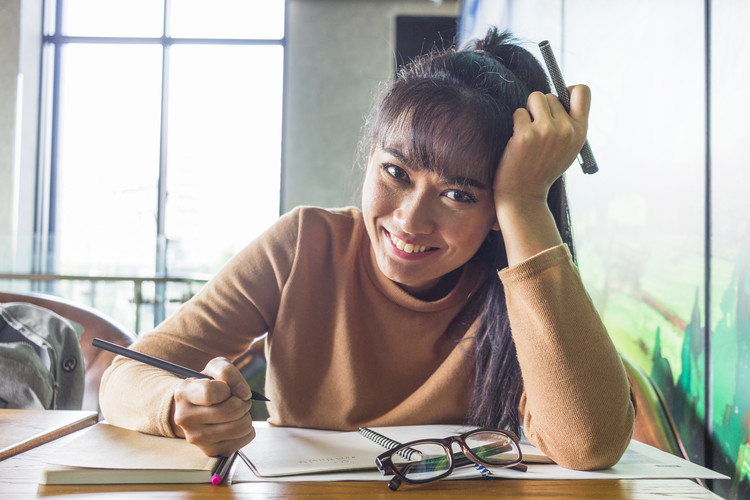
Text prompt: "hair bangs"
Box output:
[[374, 80, 513, 186]]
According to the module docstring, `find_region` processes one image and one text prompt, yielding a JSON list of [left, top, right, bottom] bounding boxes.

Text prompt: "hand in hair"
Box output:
[[492, 84, 591, 265], [494, 84, 590, 203]]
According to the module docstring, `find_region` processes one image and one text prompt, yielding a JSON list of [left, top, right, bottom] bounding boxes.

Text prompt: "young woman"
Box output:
[[100, 28, 634, 471]]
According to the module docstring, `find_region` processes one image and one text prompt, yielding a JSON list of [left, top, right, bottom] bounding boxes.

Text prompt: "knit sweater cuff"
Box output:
[[497, 243, 572, 283]]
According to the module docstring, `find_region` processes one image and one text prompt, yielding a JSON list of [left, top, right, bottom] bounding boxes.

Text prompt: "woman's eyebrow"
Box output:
[[382, 146, 410, 165], [382, 146, 489, 190], [440, 174, 489, 191]]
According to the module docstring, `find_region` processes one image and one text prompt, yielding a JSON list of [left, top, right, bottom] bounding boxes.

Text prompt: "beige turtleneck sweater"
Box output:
[[100, 206, 633, 470]]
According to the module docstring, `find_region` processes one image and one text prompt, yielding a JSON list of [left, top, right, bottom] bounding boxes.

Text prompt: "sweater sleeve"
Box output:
[[498, 244, 634, 470], [99, 208, 303, 435]]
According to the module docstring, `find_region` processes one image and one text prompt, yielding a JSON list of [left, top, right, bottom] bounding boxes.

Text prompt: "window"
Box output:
[[36, 0, 285, 329]]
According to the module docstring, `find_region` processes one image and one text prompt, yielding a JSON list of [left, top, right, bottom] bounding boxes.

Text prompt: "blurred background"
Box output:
[[0, 1, 747, 497]]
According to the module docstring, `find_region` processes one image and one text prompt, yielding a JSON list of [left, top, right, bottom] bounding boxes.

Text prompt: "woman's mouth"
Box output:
[[384, 229, 437, 256]]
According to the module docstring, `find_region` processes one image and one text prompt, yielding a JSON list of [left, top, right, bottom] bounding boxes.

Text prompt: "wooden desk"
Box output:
[[0, 435, 721, 499], [0, 412, 721, 499]]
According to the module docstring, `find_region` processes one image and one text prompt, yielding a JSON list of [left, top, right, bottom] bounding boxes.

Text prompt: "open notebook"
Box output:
[[241, 422, 552, 478], [39, 421, 728, 485], [38, 421, 549, 484]]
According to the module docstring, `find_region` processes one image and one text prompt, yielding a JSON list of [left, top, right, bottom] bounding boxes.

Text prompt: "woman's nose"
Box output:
[[393, 194, 435, 235]]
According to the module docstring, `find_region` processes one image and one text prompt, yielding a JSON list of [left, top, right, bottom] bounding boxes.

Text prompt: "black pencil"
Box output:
[[92, 337, 270, 402]]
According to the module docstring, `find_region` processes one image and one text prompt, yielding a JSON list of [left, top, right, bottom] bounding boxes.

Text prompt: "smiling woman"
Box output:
[[99, 27, 634, 472]]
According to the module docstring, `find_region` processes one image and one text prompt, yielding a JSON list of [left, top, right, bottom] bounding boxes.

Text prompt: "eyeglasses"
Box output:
[[374, 428, 526, 491]]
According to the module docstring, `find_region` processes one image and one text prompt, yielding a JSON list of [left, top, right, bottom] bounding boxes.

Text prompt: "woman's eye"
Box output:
[[383, 163, 409, 182], [445, 190, 478, 203]]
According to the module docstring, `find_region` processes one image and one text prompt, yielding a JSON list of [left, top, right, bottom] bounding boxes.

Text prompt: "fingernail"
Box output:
[[233, 382, 251, 401]]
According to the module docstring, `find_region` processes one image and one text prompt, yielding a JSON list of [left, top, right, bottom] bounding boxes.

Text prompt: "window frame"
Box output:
[[35, 0, 286, 324]]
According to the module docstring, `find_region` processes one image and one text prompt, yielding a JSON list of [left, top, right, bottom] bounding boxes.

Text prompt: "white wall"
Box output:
[[0, 0, 41, 273], [282, 0, 458, 212], [0, 0, 21, 270]]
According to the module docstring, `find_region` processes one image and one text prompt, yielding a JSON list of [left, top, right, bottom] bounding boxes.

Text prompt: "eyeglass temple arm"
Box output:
[[453, 442, 527, 473]]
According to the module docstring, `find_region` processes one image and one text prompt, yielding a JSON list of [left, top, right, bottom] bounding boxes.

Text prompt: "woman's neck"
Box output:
[[397, 267, 463, 302]]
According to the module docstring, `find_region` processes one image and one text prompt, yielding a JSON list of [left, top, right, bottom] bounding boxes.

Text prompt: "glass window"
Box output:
[[170, 0, 285, 39], [40, 0, 285, 332], [165, 44, 283, 274], [56, 43, 162, 276], [62, 0, 165, 37]]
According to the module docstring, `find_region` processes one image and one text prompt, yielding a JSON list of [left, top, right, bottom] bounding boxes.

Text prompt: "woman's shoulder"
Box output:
[[289, 205, 362, 222], [283, 206, 364, 235]]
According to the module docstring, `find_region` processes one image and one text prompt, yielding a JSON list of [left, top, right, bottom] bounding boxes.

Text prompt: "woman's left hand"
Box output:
[[493, 85, 591, 206], [491, 85, 591, 266]]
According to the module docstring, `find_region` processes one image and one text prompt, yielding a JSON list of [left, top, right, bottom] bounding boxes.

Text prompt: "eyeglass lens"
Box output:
[[390, 431, 519, 483], [464, 430, 518, 466], [391, 442, 451, 482]]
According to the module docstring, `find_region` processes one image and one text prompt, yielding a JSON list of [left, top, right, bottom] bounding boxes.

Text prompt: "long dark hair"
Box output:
[[364, 28, 576, 433]]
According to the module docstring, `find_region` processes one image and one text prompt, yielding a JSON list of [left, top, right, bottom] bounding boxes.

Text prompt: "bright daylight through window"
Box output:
[[39, 0, 284, 330]]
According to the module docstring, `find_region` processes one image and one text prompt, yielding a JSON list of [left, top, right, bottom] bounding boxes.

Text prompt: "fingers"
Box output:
[[525, 85, 590, 124], [170, 357, 257, 457], [523, 88, 589, 150], [174, 379, 253, 423], [181, 408, 256, 457], [494, 85, 592, 195], [202, 357, 252, 401]]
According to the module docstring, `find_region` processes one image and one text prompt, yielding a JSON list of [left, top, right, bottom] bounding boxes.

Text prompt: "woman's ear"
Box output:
[[491, 219, 500, 232]]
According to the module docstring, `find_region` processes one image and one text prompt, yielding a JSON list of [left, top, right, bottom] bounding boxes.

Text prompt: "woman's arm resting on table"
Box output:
[[501, 245, 634, 470]]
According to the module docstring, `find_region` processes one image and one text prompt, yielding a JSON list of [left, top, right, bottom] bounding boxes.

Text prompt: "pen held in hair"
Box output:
[[538, 40, 598, 175]]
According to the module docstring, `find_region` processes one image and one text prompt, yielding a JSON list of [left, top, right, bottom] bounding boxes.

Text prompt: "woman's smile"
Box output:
[[384, 229, 437, 258]]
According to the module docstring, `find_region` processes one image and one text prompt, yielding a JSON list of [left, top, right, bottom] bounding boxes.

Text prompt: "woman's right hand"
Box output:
[[170, 357, 256, 457]]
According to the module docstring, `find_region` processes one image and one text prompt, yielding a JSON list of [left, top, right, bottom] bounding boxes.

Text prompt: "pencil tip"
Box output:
[[251, 391, 270, 402]]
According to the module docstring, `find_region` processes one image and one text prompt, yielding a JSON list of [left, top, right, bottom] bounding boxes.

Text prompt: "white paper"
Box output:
[[233, 423, 729, 483]]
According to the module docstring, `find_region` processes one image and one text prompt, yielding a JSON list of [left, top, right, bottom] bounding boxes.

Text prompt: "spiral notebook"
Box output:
[[241, 423, 551, 478]]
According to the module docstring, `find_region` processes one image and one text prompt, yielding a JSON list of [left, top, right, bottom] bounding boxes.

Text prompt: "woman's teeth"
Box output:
[[390, 233, 429, 254]]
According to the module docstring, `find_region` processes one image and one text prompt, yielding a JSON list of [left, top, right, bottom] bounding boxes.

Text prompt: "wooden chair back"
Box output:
[[621, 353, 690, 460], [0, 291, 136, 415]]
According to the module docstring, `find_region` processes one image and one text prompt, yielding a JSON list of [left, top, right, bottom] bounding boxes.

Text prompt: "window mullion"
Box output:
[[154, 0, 170, 325]]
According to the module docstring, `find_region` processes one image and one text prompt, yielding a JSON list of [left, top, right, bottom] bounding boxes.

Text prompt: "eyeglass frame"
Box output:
[[374, 427, 525, 491]]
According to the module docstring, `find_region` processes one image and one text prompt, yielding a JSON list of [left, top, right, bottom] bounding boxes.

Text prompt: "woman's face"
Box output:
[[362, 138, 500, 297]]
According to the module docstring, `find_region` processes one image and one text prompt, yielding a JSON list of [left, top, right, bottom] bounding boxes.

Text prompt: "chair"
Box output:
[[621, 353, 690, 460], [235, 335, 270, 421], [0, 291, 136, 415]]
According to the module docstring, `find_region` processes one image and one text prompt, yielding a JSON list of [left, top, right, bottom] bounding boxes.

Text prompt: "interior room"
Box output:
[[1, 1, 748, 498]]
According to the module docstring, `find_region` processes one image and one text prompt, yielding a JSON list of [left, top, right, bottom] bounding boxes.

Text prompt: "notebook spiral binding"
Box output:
[[358, 428, 418, 460], [475, 464, 492, 478]]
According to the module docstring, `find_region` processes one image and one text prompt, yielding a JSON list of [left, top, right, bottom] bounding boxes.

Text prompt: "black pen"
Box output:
[[538, 40, 598, 175], [92, 338, 270, 402]]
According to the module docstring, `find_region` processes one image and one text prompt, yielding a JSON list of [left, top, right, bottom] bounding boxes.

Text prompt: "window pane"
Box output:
[[62, 0, 164, 37], [169, 0, 284, 39], [165, 44, 283, 274], [56, 44, 162, 276]]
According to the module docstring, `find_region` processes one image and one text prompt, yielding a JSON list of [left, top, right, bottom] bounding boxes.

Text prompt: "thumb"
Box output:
[[567, 84, 591, 125]]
